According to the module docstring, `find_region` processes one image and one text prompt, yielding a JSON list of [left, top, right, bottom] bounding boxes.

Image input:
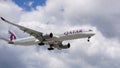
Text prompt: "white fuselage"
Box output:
[[12, 37, 39, 45], [0, 17, 96, 50], [11, 30, 95, 46]]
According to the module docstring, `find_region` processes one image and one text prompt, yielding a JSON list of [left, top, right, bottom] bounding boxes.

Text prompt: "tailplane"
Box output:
[[0, 30, 16, 44], [0, 37, 9, 42]]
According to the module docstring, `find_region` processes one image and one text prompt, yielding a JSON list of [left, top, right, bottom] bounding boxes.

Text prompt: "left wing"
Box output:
[[0, 17, 43, 41]]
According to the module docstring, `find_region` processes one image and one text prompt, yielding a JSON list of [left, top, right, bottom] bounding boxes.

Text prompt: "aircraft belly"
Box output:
[[13, 37, 39, 46], [14, 41, 38, 46]]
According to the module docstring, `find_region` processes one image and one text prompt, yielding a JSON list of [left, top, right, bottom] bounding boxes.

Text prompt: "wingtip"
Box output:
[[0, 17, 5, 21]]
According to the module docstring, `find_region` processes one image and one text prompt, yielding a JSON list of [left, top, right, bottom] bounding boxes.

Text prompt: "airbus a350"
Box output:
[[0, 17, 95, 50]]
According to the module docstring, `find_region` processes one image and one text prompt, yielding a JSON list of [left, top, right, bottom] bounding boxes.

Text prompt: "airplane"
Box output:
[[0, 17, 95, 50]]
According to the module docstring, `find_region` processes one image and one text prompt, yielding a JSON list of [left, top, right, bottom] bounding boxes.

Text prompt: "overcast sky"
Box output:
[[0, 0, 120, 68]]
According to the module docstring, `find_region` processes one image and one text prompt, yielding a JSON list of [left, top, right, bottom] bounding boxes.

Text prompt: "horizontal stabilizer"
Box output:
[[0, 37, 9, 42]]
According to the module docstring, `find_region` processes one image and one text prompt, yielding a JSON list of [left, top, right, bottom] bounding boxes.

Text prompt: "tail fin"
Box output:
[[8, 30, 16, 41]]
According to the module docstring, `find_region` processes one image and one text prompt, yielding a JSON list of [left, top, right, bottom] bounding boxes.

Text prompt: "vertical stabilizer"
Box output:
[[8, 30, 16, 41]]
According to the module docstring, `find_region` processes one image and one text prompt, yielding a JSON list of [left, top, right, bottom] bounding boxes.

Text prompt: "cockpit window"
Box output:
[[89, 29, 92, 31]]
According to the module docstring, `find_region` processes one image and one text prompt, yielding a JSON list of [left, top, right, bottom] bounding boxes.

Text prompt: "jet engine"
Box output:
[[59, 43, 70, 49], [43, 33, 53, 39]]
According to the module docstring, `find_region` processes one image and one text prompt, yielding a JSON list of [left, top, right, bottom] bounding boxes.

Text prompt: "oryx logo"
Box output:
[[8, 31, 16, 41]]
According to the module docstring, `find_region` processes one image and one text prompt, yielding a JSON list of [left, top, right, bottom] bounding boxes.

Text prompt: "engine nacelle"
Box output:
[[43, 33, 53, 39], [50, 33, 53, 38], [59, 43, 70, 49]]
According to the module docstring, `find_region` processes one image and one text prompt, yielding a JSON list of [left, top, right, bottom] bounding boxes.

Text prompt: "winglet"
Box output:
[[0, 17, 5, 21]]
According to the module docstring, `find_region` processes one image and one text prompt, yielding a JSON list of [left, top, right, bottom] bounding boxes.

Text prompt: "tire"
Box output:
[[48, 48, 54, 50]]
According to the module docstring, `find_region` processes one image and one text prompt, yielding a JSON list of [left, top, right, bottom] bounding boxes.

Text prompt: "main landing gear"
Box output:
[[48, 44, 54, 50], [87, 36, 91, 42], [48, 48, 54, 50], [38, 43, 45, 46]]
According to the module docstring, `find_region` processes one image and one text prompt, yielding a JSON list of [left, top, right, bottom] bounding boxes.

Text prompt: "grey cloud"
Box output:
[[88, 0, 120, 39], [62, 0, 120, 39], [0, 0, 120, 68], [0, 44, 27, 68], [82, 53, 120, 68], [89, 15, 120, 39]]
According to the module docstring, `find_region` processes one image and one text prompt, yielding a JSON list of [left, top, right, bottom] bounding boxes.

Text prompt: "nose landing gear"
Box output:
[[87, 36, 91, 42]]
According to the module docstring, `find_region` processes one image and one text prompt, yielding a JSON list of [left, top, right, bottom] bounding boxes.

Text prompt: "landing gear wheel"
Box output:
[[87, 39, 90, 42], [87, 36, 91, 42], [48, 48, 54, 50], [38, 43, 45, 46]]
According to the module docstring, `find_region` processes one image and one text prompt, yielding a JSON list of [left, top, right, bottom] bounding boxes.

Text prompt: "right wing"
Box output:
[[0, 17, 43, 41]]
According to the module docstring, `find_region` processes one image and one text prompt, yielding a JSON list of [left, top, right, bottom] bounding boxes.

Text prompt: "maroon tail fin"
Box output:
[[8, 31, 16, 41]]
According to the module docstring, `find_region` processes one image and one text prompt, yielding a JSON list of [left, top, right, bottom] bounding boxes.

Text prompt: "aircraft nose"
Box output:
[[88, 31, 95, 36], [91, 33, 95, 36]]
